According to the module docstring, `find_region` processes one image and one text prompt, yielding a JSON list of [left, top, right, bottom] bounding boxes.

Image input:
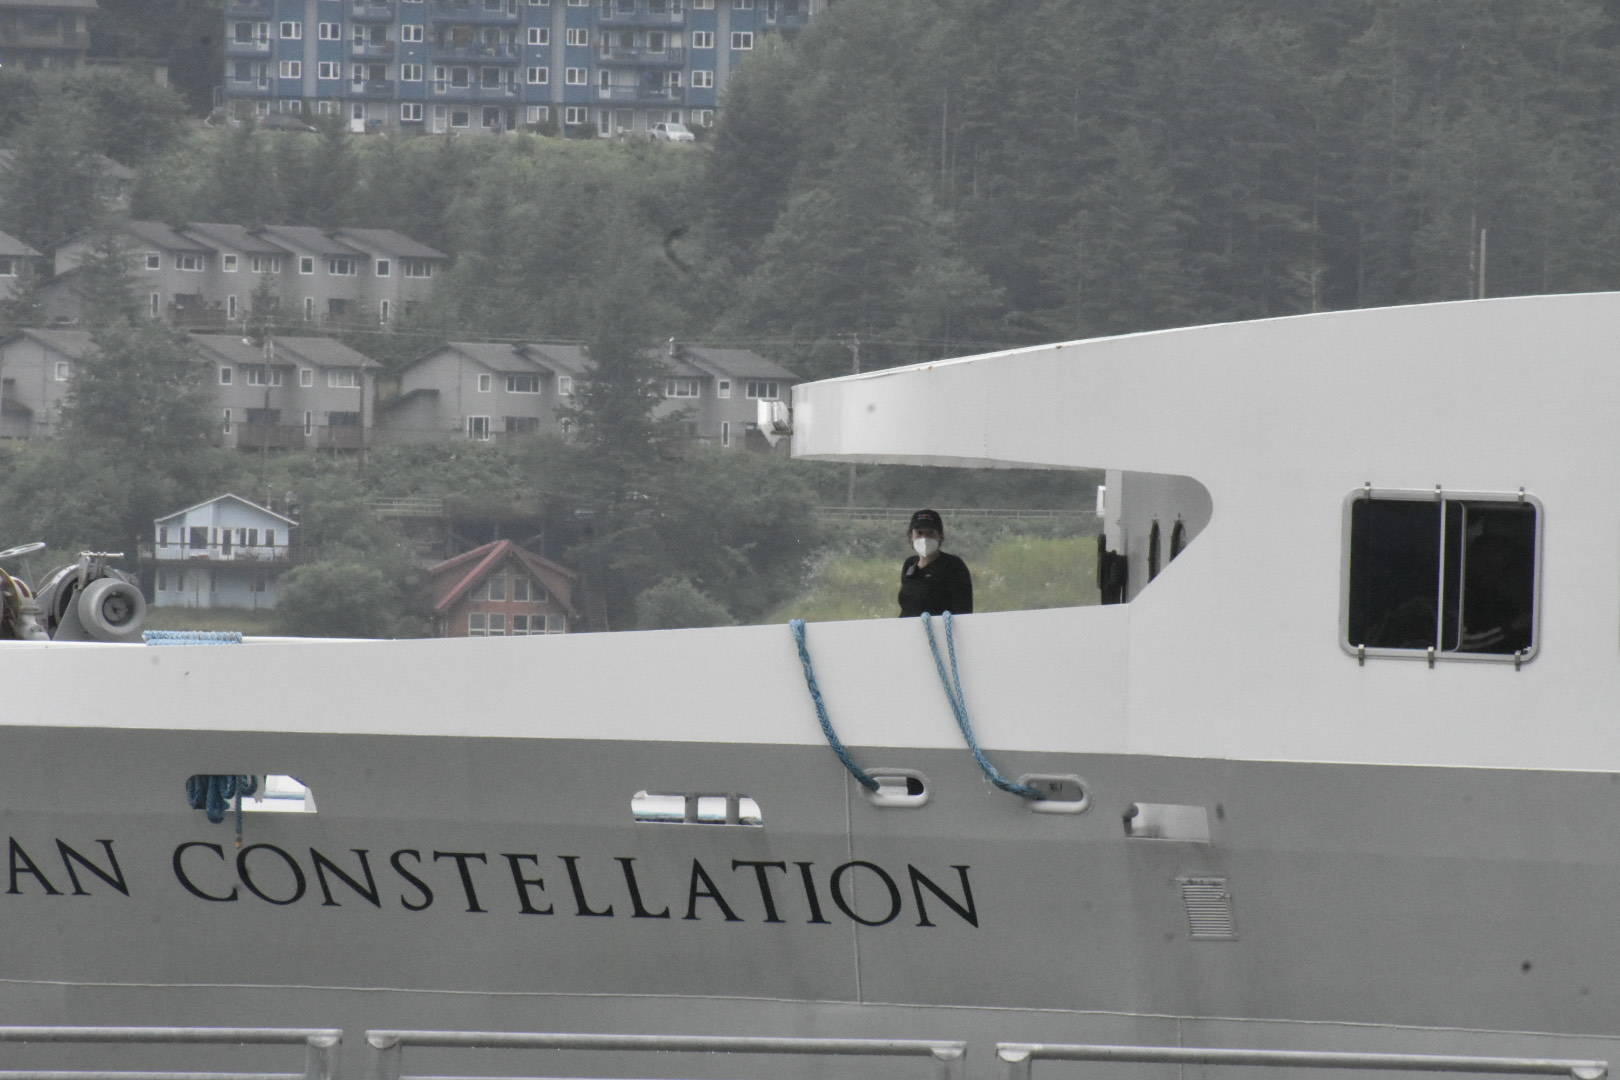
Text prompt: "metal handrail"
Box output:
[[0, 1028, 340, 1080], [995, 1043, 1609, 1080], [366, 1030, 965, 1080]]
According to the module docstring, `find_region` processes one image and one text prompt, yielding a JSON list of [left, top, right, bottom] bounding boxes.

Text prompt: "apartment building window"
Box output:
[[692, 108, 714, 126], [566, 27, 589, 45], [250, 255, 281, 274], [402, 259, 433, 278], [557, 375, 573, 396], [279, 60, 302, 78], [144, 252, 160, 270], [300, 368, 314, 387], [526, 66, 548, 83], [528, 26, 548, 44], [329, 369, 361, 389], [298, 256, 314, 274], [477, 373, 493, 392], [374, 259, 391, 277], [565, 67, 586, 84], [506, 373, 540, 393], [568, 0, 587, 6], [665, 70, 683, 89], [318, 21, 341, 39], [451, 110, 471, 128], [693, 0, 712, 7], [527, 105, 550, 124], [691, 30, 713, 47], [53, 361, 70, 381], [280, 20, 302, 38], [665, 378, 700, 398], [745, 379, 780, 399], [402, 63, 423, 81], [318, 61, 340, 79], [716, 378, 730, 398], [395, 103, 422, 126], [564, 105, 588, 125], [402, 23, 423, 41], [733, 0, 753, 7], [692, 69, 713, 87], [327, 257, 357, 276], [730, 31, 753, 49], [480, 66, 503, 89], [222, 254, 238, 272], [467, 416, 492, 441]]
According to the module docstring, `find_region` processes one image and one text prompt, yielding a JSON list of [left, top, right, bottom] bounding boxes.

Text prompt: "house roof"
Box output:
[[446, 341, 543, 372], [678, 345, 800, 381], [181, 223, 291, 256], [190, 335, 295, 367], [123, 220, 211, 253], [332, 228, 448, 260], [191, 334, 378, 369], [0, 229, 41, 258], [427, 539, 579, 617], [2, 327, 92, 356], [0, 0, 100, 12], [249, 226, 366, 258], [154, 493, 298, 527], [522, 342, 590, 377]]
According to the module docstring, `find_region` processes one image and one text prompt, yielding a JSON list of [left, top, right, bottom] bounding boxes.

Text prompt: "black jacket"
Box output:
[[898, 552, 973, 617]]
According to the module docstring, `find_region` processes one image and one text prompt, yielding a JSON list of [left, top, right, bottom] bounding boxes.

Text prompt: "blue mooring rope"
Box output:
[[143, 630, 244, 646], [788, 619, 880, 791], [186, 774, 259, 846], [920, 612, 1043, 800]]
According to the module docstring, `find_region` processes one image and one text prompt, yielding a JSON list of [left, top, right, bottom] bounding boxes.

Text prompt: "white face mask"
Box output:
[[913, 537, 940, 559]]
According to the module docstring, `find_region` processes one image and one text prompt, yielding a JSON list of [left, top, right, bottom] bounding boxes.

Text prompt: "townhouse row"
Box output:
[[221, 0, 822, 136], [0, 330, 799, 451]]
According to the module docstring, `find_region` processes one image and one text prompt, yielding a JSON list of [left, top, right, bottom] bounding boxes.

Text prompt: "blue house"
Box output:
[[151, 494, 299, 609]]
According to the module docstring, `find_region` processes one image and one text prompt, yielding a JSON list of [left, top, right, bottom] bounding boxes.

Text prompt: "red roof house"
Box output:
[[426, 540, 579, 638]]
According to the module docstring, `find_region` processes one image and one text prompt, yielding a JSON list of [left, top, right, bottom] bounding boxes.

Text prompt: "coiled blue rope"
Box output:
[[143, 630, 244, 645], [186, 774, 259, 849], [920, 612, 1043, 800], [788, 619, 880, 791]]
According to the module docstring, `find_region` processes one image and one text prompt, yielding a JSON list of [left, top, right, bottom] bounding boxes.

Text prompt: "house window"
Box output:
[[665, 378, 700, 398], [318, 60, 341, 79], [1344, 489, 1540, 662], [280, 20, 302, 38], [565, 67, 586, 84], [150, 293, 160, 317], [486, 574, 507, 601], [328, 369, 362, 389], [375, 259, 391, 278], [0, 257, 13, 277], [511, 614, 532, 635], [402, 23, 424, 41], [300, 368, 314, 387], [266, 530, 276, 548], [692, 69, 713, 88], [487, 613, 507, 635], [730, 31, 753, 49], [279, 60, 302, 78], [402, 64, 423, 82], [511, 576, 530, 601], [319, 21, 341, 39], [144, 253, 160, 270], [158, 526, 170, 547], [477, 373, 493, 392], [467, 415, 492, 440], [691, 30, 713, 47], [303, 297, 315, 321], [693, 108, 714, 126], [53, 360, 70, 381], [220, 409, 232, 434], [327, 257, 356, 276], [451, 110, 471, 128], [506, 373, 540, 393], [298, 256, 314, 275], [468, 612, 488, 636], [402, 259, 433, 278], [222, 254, 239, 272], [556, 375, 573, 396], [721, 420, 730, 447], [528, 26, 548, 44], [526, 66, 548, 84], [716, 379, 730, 398], [250, 255, 282, 274], [219, 366, 234, 385], [227, 295, 238, 320], [546, 613, 566, 633], [380, 300, 390, 323], [745, 379, 779, 399], [245, 365, 284, 387], [402, 102, 424, 122], [303, 410, 313, 435]]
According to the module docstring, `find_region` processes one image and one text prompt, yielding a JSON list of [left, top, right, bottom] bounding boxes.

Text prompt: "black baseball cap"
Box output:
[[909, 509, 944, 534]]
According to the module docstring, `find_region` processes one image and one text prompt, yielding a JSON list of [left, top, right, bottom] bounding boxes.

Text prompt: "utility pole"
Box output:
[[842, 333, 860, 508]]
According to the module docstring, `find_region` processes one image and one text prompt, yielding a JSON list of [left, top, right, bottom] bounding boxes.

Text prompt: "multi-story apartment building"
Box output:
[[48, 220, 447, 329], [0, 0, 96, 72], [220, 0, 821, 136]]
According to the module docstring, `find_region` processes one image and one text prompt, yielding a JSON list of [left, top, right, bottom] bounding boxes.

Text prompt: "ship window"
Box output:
[[632, 791, 762, 826], [1343, 488, 1539, 663], [1147, 520, 1162, 581]]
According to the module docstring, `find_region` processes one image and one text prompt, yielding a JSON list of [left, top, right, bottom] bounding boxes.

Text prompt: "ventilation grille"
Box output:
[[1179, 876, 1236, 940]]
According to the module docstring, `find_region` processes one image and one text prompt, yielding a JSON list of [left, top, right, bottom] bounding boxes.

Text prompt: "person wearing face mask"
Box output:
[[898, 508, 972, 617]]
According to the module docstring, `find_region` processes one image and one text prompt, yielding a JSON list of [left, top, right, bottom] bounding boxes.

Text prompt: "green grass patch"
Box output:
[[142, 606, 282, 635]]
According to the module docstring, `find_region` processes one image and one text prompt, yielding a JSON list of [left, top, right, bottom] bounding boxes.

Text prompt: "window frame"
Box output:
[[506, 373, 541, 394], [1339, 486, 1543, 666], [730, 30, 753, 49]]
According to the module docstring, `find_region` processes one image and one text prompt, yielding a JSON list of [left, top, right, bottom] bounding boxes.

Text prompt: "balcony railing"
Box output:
[[223, 0, 273, 13], [318, 426, 367, 450], [224, 77, 273, 96], [350, 0, 396, 18], [430, 0, 520, 22], [237, 422, 305, 451], [431, 81, 518, 97], [352, 79, 398, 97], [0, 27, 91, 49], [225, 38, 272, 55], [596, 85, 681, 104], [431, 41, 519, 61], [597, 44, 685, 65], [598, 7, 685, 27], [350, 39, 395, 57]]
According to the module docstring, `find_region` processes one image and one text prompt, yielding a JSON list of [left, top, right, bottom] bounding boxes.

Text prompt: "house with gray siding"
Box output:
[[151, 494, 297, 609], [0, 229, 43, 303], [668, 343, 798, 449], [192, 334, 377, 452], [0, 327, 87, 440]]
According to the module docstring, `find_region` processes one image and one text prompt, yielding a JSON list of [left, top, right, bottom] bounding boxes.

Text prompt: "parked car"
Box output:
[[650, 122, 696, 142]]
